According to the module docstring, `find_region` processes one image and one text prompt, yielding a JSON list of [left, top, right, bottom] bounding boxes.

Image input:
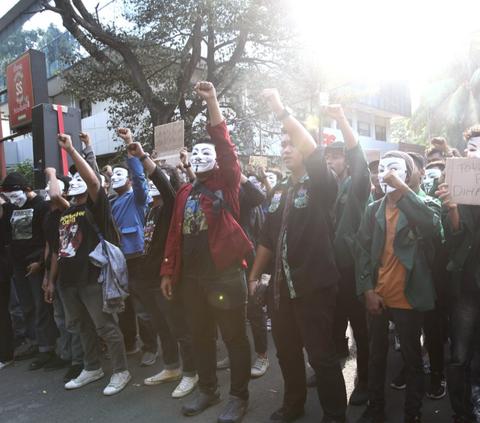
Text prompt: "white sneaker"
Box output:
[[140, 351, 158, 367], [0, 360, 14, 370], [103, 370, 131, 396], [144, 368, 182, 386], [172, 374, 199, 398], [251, 357, 269, 378], [65, 368, 104, 389], [217, 357, 230, 370]]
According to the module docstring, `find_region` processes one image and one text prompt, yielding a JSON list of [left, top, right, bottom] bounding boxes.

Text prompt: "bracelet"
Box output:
[[140, 153, 150, 162], [184, 162, 192, 169], [443, 149, 453, 158]]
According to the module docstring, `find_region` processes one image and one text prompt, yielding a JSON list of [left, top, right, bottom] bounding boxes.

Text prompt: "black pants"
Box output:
[[181, 266, 251, 399], [367, 307, 424, 419], [332, 267, 369, 383], [269, 281, 347, 422], [423, 302, 444, 376], [0, 282, 14, 362]]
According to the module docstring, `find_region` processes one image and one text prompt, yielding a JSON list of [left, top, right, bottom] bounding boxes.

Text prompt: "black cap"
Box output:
[[325, 141, 346, 155], [69, 164, 78, 176], [1, 172, 30, 191]]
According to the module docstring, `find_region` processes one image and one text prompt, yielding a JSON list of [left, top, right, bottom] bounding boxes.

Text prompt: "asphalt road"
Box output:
[[0, 325, 454, 423]]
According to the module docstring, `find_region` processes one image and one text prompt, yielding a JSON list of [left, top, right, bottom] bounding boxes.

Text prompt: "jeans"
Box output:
[[367, 307, 424, 418], [53, 279, 84, 365], [332, 267, 369, 383], [0, 283, 14, 362], [13, 266, 57, 352], [447, 290, 480, 421], [60, 282, 127, 373], [181, 266, 251, 400], [247, 299, 268, 355], [118, 258, 157, 353], [9, 278, 26, 339], [143, 278, 197, 375], [269, 281, 347, 422]]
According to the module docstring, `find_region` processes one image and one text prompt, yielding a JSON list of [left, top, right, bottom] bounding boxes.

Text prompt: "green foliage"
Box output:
[[391, 119, 427, 146], [7, 159, 35, 187]]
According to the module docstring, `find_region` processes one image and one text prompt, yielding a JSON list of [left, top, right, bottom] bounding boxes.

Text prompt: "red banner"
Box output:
[[6, 51, 34, 129]]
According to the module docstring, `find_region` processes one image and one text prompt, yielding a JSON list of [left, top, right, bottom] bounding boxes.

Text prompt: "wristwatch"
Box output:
[[139, 153, 150, 162], [276, 107, 292, 121], [184, 162, 192, 169], [443, 149, 454, 158]]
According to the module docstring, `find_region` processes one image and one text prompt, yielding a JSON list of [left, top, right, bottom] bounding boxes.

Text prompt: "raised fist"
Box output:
[[79, 132, 91, 147], [127, 142, 145, 158], [117, 128, 133, 144], [431, 137, 448, 153], [179, 147, 189, 166], [260, 89, 284, 115], [44, 167, 56, 176], [325, 104, 345, 121], [57, 134, 74, 154], [194, 81, 216, 102]]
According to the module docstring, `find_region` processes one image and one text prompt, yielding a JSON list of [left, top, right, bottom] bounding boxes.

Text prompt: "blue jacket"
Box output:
[[110, 156, 148, 257]]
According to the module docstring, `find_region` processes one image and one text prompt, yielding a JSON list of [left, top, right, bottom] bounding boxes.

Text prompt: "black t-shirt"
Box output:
[[2, 195, 51, 267], [461, 205, 480, 291], [43, 208, 62, 270], [53, 189, 113, 288], [0, 208, 12, 283], [181, 187, 216, 277]]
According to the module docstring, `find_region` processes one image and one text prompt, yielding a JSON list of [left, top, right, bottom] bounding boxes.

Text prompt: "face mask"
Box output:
[[111, 167, 129, 189], [44, 180, 65, 202], [249, 175, 265, 193], [266, 172, 278, 187], [466, 137, 480, 158], [100, 175, 106, 187], [191, 143, 216, 173], [4, 190, 27, 208], [378, 157, 407, 194], [423, 168, 442, 192], [147, 171, 170, 197], [68, 172, 88, 196]]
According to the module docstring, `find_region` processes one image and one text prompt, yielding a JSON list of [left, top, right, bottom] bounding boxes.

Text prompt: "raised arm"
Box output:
[[57, 134, 100, 202], [44, 168, 70, 211], [195, 81, 223, 127], [79, 132, 101, 178], [325, 105, 357, 150]]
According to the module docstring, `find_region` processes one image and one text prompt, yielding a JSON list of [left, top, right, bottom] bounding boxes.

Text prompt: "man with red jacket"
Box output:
[[161, 81, 253, 423]]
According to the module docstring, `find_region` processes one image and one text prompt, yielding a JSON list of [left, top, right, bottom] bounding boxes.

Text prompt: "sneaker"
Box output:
[[266, 406, 305, 422], [65, 368, 105, 389], [306, 374, 317, 387], [29, 351, 56, 371], [267, 318, 272, 332], [105, 346, 139, 360], [103, 370, 131, 395], [0, 360, 14, 370], [251, 356, 269, 378], [63, 364, 84, 383], [172, 375, 199, 398], [43, 356, 71, 372], [14, 336, 26, 350], [390, 369, 406, 390], [349, 381, 369, 406], [395, 332, 401, 351], [389, 321, 395, 332], [140, 351, 158, 367], [218, 396, 249, 423], [217, 357, 230, 370], [427, 374, 446, 399], [356, 404, 386, 423], [144, 368, 182, 386], [182, 388, 222, 416], [15, 344, 39, 361]]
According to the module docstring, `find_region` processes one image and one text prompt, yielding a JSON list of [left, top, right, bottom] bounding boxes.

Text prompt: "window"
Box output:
[[80, 99, 92, 119], [375, 125, 386, 141], [358, 121, 370, 137]]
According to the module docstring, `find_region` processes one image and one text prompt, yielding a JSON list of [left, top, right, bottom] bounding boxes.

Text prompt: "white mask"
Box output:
[[191, 143, 216, 173], [266, 172, 278, 188], [44, 180, 65, 202], [111, 167, 129, 189], [423, 168, 442, 192], [4, 190, 27, 208], [100, 175, 106, 187], [249, 175, 265, 193], [378, 157, 407, 194], [466, 137, 480, 158], [68, 172, 88, 196], [147, 171, 170, 197]]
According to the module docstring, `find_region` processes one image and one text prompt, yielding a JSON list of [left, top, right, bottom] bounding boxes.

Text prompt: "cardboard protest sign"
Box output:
[[445, 157, 480, 205], [154, 121, 184, 159], [364, 149, 381, 164], [249, 156, 268, 168]]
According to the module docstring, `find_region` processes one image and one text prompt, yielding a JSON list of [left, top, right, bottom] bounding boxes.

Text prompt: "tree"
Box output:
[[7, 159, 35, 187], [390, 119, 427, 146], [410, 36, 480, 149]]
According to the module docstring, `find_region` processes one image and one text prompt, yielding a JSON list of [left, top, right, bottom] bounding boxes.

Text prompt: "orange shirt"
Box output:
[[375, 205, 413, 309]]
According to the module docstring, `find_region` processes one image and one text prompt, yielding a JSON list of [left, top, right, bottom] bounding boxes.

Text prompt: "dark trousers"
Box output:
[[269, 282, 347, 422], [118, 258, 157, 352], [13, 266, 57, 352], [447, 290, 480, 421], [143, 277, 196, 375], [367, 307, 424, 418], [247, 299, 268, 355], [0, 283, 14, 362], [181, 266, 251, 400], [9, 279, 26, 339], [423, 303, 444, 376], [332, 267, 369, 383]]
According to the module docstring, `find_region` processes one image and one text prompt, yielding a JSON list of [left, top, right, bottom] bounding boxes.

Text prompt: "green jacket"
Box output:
[[444, 205, 480, 299], [334, 144, 371, 270], [356, 190, 442, 311]]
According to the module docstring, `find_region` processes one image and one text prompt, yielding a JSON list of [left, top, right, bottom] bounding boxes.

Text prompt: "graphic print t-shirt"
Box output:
[[181, 189, 216, 277]]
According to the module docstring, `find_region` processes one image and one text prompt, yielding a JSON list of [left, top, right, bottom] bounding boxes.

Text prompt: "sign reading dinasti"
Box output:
[[445, 157, 480, 206], [6, 51, 35, 129]]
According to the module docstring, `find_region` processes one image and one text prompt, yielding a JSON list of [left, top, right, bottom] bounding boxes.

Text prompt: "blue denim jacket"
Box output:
[[110, 156, 148, 257]]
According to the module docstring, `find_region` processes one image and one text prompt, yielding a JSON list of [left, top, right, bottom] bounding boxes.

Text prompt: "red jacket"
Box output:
[[160, 120, 253, 285]]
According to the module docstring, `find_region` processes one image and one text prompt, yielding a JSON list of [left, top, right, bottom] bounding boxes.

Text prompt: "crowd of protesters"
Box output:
[[1, 81, 480, 423]]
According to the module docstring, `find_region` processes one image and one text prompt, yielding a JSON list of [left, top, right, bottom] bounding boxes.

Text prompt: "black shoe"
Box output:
[[63, 364, 84, 383], [43, 356, 71, 372], [267, 407, 305, 423], [14, 336, 26, 350], [306, 374, 316, 387], [349, 381, 369, 406], [29, 351, 56, 371], [427, 373, 446, 399], [16, 344, 39, 361], [356, 405, 386, 423], [404, 415, 421, 423], [217, 396, 249, 423], [390, 369, 406, 390], [182, 389, 222, 416]]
